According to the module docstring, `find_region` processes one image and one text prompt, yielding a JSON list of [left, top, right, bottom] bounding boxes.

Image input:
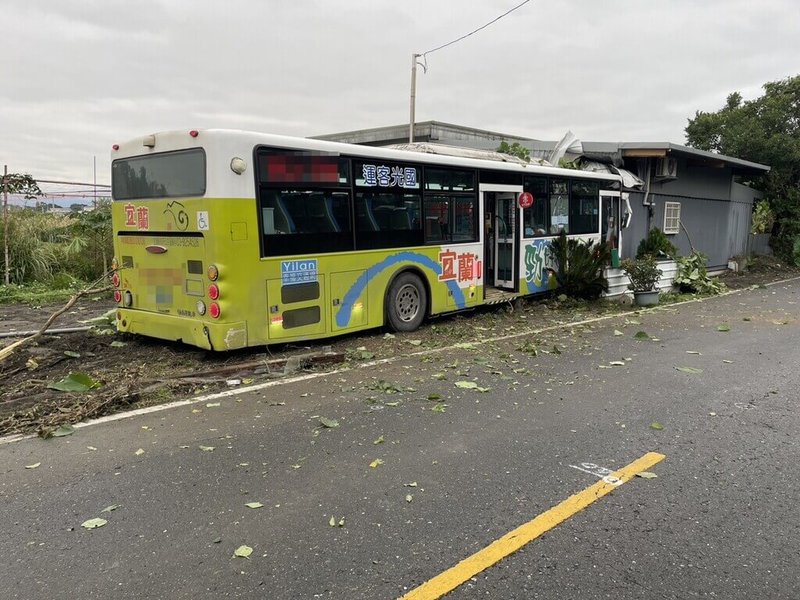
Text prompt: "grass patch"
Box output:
[[0, 282, 109, 306]]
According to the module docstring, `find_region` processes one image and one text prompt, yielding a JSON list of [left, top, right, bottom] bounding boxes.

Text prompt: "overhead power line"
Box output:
[[36, 178, 111, 188], [409, 1, 532, 143], [421, 0, 531, 57]]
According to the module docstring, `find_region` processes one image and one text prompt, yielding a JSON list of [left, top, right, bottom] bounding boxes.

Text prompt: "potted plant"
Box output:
[[621, 255, 662, 306]]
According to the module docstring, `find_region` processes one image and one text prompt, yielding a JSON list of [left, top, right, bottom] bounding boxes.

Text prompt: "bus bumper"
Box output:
[[116, 310, 248, 351]]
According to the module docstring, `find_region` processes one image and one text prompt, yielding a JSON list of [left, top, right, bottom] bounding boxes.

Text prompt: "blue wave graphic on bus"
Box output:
[[336, 251, 465, 328]]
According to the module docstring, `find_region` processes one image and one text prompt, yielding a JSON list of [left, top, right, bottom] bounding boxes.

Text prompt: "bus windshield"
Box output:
[[112, 148, 206, 200]]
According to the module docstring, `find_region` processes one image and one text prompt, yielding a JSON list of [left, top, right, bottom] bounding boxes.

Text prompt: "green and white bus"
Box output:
[[110, 129, 624, 350]]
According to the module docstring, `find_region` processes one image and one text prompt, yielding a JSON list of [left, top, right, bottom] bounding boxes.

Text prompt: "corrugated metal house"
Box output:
[[316, 121, 770, 270]]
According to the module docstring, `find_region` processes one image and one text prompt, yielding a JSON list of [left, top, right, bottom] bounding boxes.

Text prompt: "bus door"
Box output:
[[494, 193, 517, 288], [601, 191, 622, 266], [482, 189, 518, 292]]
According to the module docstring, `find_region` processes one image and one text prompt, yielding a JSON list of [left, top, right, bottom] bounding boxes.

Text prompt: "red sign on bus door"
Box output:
[[518, 192, 534, 209]]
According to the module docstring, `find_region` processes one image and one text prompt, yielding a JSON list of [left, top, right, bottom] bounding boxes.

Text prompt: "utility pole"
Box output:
[[3, 165, 9, 286], [93, 155, 97, 210], [409, 53, 421, 143]]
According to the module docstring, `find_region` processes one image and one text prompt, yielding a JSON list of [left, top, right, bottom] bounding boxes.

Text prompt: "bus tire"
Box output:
[[386, 272, 427, 332]]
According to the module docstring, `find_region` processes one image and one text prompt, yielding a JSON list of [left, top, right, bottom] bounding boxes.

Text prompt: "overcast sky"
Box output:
[[2, 0, 798, 188]]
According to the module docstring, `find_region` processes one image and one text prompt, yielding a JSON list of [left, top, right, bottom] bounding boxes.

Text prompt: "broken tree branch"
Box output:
[[0, 272, 113, 362]]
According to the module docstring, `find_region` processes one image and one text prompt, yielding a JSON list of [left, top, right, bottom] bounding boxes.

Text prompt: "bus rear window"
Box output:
[[112, 149, 206, 200]]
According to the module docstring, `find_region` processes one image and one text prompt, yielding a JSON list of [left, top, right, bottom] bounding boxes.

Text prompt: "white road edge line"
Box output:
[[3, 275, 798, 446]]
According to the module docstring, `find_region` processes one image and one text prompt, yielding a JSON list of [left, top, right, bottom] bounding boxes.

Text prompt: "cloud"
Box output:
[[1, 0, 798, 184]]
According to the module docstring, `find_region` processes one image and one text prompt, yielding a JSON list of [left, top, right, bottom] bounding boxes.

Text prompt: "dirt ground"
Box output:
[[1, 255, 797, 437]]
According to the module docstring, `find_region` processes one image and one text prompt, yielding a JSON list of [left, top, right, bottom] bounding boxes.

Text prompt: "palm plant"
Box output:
[[550, 231, 611, 299]]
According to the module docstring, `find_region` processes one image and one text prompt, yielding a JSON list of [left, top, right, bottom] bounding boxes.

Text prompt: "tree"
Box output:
[[685, 75, 800, 262], [68, 199, 113, 278], [496, 141, 531, 163], [2, 172, 43, 285]]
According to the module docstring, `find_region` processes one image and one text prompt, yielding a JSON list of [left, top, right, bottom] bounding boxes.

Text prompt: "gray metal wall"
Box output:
[[619, 157, 760, 270], [622, 189, 756, 270]]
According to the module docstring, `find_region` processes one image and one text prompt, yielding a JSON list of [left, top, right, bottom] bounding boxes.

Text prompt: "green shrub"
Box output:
[[751, 199, 774, 234], [550, 231, 611, 299], [0, 204, 111, 284], [674, 251, 723, 294], [768, 188, 800, 265], [50, 272, 82, 290], [621, 255, 662, 292], [636, 227, 678, 259]]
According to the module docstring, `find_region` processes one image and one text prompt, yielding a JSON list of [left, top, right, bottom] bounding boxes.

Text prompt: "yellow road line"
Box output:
[[400, 451, 666, 600]]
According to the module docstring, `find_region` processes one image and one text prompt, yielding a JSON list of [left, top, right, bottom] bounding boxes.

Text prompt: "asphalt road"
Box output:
[[2, 280, 799, 599]]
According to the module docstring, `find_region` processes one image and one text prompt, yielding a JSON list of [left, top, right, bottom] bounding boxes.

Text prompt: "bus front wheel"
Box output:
[[386, 272, 427, 332]]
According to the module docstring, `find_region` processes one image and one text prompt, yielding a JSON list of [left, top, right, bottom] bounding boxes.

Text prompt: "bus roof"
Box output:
[[112, 129, 622, 183]]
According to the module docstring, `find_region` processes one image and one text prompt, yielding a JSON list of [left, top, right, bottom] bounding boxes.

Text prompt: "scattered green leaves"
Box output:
[[370, 380, 402, 394], [81, 518, 107, 530], [636, 471, 658, 479], [431, 403, 447, 413], [455, 381, 478, 389], [245, 502, 264, 509], [47, 372, 101, 392], [49, 424, 76, 438], [328, 516, 345, 527], [634, 331, 651, 341], [717, 324, 731, 332], [649, 422, 664, 430], [318, 417, 339, 429], [373, 435, 385, 445], [24, 462, 41, 469], [63, 351, 81, 358], [233, 545, 253, 558], [369, 459, 384, 468]]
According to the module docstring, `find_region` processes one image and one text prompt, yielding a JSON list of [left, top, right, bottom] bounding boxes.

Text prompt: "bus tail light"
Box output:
[[207, 264, 219, 281], [208, 283, 220, 300], [113, 290, 122, 303], [189, 130, 199, 138], [123, 290, 133, 307], [196, 300, 206, 316], [111, 257, 119, 270], [111, 272, 120, 287], [209, 302, 221, 319]]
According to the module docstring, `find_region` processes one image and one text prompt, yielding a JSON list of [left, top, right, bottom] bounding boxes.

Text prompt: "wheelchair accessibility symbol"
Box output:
[[197, 211, 209, 231]]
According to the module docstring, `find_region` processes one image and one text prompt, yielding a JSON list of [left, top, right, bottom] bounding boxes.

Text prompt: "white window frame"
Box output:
[[663, 201, 681, 235]]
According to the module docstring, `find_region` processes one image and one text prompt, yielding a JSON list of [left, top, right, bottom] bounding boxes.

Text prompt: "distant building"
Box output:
[[316, 121, 770, 270]]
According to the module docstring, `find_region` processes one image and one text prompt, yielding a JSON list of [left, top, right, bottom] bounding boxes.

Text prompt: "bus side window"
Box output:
[[265, 193, 295, 234], [306, 193, 339, 232], [356, 195, 380, 231]]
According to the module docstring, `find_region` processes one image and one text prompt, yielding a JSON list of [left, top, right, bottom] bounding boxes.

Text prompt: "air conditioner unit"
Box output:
[[655, 157, 678, 179]]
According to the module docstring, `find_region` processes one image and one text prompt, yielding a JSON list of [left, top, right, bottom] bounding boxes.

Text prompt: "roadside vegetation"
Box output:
[[686, 74, 800, 265], [0, 187, 112, 305]]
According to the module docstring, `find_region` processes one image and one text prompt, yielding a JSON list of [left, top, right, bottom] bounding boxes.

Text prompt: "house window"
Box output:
[[663, 201, 681, 234]]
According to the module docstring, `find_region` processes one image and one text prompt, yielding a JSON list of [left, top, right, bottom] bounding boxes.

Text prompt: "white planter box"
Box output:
[[603, 259, 677, 299]]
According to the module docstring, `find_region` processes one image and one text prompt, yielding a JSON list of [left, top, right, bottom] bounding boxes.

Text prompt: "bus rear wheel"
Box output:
[[386, 272, 427, 332]]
